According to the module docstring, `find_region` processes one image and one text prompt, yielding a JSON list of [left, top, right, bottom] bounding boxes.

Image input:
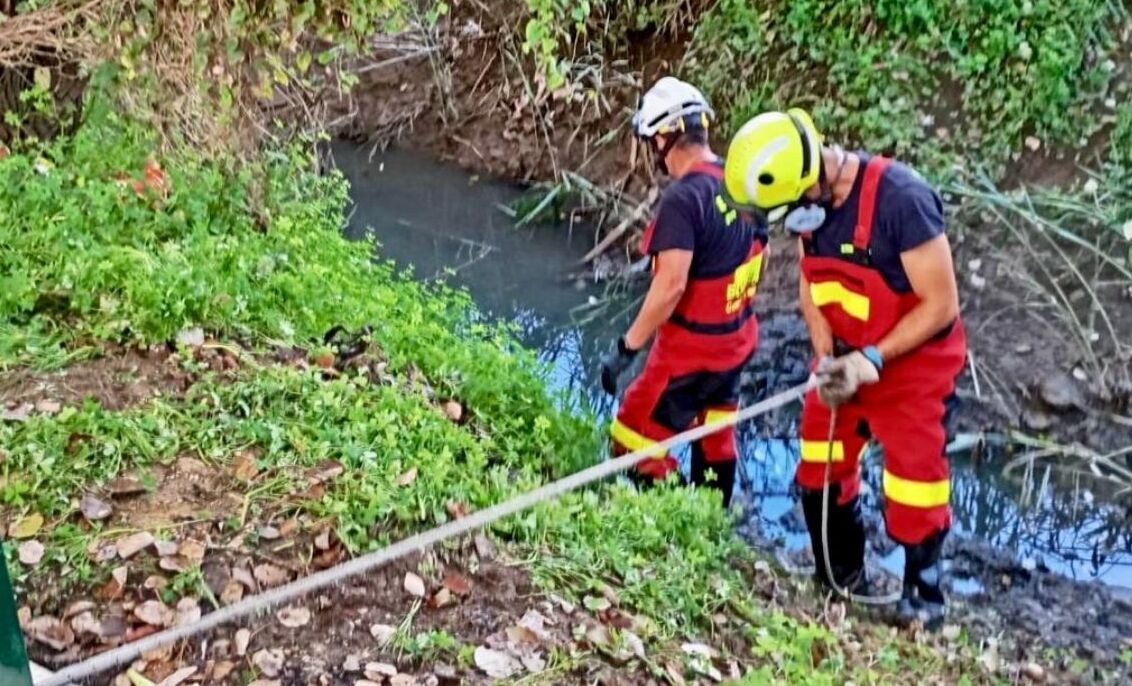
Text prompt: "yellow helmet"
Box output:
[[722, 108, 823, 213]]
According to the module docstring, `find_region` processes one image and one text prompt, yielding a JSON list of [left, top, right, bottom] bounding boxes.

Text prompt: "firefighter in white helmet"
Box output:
[[599, 77, 769, 507]]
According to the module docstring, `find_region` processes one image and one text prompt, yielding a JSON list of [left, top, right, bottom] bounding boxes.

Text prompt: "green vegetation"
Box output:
[[0, 81, 1004, 681]]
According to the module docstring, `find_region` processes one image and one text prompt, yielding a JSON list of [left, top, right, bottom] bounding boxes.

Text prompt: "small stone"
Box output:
[[1021, 557, 1037, 572], [134, 600, 172, 626], [276, 605, 311, 628], [116, 532, 155, 559], [175, 598, 201, 627], [258, 526, 281, 541], [442, 401, 463, 422], [1083, 178, 1100, 195], [970, 273, 987, 290], [154, 540, 180, 557], [221, 580, 245, 605], [942, 624, 961, 641], [1039, 373, 1083, 410], [254, 564, 290, 588], [403, 572, 426, 598], [1024, 136, 1041, 152], [3, 402, 33, 422], [1014, 343, 1033, 354], [159, 556, 190, 573], [178, 539, 206, 563], [343, 654, 363, 672], [35, 399, 62, 415], [967, 258, 982, 272]]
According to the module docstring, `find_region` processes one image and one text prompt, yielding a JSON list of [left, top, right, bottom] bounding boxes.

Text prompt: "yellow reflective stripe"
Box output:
[[704, 409, 736, 425], [810, 281, 870, 321], [883, 470, 950, 508], [800, 440, 844, 462], [610, 419, 667, 459]]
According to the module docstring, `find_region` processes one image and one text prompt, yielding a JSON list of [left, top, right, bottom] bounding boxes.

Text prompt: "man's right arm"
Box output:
[[798, 245, 834, 358]]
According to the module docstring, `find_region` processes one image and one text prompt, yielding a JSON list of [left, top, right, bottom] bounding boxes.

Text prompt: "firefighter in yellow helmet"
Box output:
[[722, 110, 968, 629]]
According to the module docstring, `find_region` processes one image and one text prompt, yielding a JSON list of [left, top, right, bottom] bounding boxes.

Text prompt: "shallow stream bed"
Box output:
[[330, 141, 1132, 605]]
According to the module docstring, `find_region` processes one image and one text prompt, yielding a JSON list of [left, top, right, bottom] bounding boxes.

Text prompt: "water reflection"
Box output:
[[331, 141, 1132, 591]]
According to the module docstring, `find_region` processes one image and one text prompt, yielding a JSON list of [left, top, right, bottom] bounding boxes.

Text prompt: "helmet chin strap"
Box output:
[[652, 132, 684, 176], [783, 146, 849, 235]]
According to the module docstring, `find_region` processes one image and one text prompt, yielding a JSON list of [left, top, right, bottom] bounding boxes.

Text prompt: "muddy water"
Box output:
[[330, 141, 1132, 595]]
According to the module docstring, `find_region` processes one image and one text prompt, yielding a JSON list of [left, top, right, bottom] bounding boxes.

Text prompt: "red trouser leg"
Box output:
[[796, 388, 868, 504], [862, 330, 965, 545], [610, 346, 680, 480], [697, 402, 738, 463]]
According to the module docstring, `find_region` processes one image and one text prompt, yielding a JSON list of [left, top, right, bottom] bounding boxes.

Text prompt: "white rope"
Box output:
[[37, 382, 811, 686]]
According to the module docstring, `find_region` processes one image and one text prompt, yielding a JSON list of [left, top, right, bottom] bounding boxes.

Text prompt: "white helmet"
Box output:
[[631, 76, 714, 139]]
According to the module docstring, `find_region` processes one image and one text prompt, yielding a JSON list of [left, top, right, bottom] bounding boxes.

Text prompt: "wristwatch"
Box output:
[[861, 345, 884, 371]]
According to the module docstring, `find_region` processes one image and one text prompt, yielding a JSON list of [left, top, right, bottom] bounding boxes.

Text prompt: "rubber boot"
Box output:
[[690, 443, 737, 508], [897, 527, 948, 630], [800, 485, 871, 596]]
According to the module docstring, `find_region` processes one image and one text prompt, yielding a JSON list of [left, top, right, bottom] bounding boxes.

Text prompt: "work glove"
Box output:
[[815, 349, 881, 407], [600, 336, 638, 396]]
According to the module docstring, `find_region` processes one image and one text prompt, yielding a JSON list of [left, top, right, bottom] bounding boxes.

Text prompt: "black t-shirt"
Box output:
[[646, 161, 768, 278], [806, 152, 945, 293]]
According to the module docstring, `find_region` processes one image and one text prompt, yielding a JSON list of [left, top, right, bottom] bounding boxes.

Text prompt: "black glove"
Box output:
[[600, 336, 638, 396]]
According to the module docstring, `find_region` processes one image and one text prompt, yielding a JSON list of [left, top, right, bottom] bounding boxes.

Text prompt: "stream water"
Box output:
[[330, 140, 1132, 595]]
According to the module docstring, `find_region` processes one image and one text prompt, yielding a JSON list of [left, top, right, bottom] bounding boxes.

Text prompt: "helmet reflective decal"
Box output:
[[743, 135, 790, 208]]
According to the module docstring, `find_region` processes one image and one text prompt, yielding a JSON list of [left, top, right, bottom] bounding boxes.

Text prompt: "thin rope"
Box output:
[[37, 382, 812, 686]]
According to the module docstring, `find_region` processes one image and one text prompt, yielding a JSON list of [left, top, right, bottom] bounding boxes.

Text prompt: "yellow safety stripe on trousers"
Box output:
[[704, 409, 737, 425], [610, 419, 668, 459], [883, 470, 951, 508], [800, 439, 845, 462], [810, 281, 870, 321]]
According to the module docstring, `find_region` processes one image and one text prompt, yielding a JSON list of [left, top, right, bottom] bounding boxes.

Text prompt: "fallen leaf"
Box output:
[[403, 572, 426, 598], [36, 399, 62, 415], [211, 662, 236, 680], [396, 467, 418, 487], [232, 453, 259, 481], [364, 662, 398, 679], [506, 624, 538, 645], [107, 476, 147, 497], [221, 580, 244, 605], [442, 571, 471, 596], [17, 606, 31, 629], [63, 600, 96, 619], [18, 540, 45, 566], [70, 611, 102, 637], [445, 501, 470, 519], [9, 513, 44, 539], [254, 564, 290, 588], [370, 623, 396, 646], [156, 666, 198, 686], [519, 653, 546, 673], [258, 526, 281, 541], [179, 539, 205, 563], [154, 540, 179, 557], [232, 566, 257, 590], [27, 615, 75, 650], [474, 534, 494, 558], [135, 600, 172, 627], [442, 400, 463, 422], [144, 575, 168, 592], [314, 529, 331, 551], [89, 539, 118, 563], [517, 610, 552, 641], [99, 615, 128, 640], [253, 648, 285, 677], [117, 532, 155, 559], [474, 646, 521, 679], [159, 556, 190, 573], [276, 605, 311, 628], [80, 494, 114, 522], [175, 598, 201, 627], [234, 628, 251, 656], [622, 631, 646, 660], [2, 402, 33, 422], [112, 566, 129, 587]]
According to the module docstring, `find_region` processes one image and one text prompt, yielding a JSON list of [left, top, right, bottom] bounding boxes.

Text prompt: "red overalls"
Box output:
[[611, 162, 766, 480], [796, 156, 967, 545]]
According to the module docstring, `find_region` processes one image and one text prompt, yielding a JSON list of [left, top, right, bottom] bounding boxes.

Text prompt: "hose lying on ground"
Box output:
[[39, 382, 814, 686]]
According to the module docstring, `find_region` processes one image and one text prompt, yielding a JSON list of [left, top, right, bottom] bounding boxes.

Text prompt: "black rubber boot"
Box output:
[[690, 443, 737, 508], [897, 527, 949, 630], [800, 485, 870, 596]]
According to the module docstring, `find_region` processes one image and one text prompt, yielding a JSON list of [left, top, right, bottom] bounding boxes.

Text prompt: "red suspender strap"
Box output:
[[689, 160, 724, 180], [852, 156, 892, 251]]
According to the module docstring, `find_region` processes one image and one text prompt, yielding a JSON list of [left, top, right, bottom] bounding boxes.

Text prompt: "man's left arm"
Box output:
[[623, 248, 693, 350], [875, 234, 960, 363]]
